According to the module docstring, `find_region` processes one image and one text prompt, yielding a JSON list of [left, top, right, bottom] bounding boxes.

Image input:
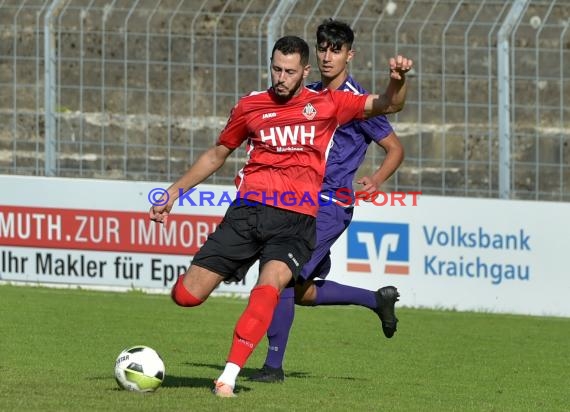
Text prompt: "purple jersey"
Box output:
[[299, 76, 395, 281], [307, 76, 394, 204]]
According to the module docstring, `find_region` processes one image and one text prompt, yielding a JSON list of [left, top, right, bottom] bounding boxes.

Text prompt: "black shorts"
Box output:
[[191, 201, 316, 282]]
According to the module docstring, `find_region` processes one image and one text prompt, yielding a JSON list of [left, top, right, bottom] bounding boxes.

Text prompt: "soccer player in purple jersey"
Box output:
[[250, 19, 405, 383]]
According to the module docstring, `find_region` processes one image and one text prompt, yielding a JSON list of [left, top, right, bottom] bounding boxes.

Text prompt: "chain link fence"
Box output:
[[1, 0, 569, 200]]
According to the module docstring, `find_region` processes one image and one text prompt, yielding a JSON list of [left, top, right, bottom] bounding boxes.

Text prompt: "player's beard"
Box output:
[[272, 76, 304, 102]]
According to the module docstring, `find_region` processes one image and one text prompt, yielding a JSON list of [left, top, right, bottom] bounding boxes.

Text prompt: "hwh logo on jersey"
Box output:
[[260, 125, 316, 147], [346, 222, 410, 275]]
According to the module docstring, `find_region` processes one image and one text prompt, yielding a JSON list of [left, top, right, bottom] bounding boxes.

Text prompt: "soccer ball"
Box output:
[[114, 345, 165, 392]]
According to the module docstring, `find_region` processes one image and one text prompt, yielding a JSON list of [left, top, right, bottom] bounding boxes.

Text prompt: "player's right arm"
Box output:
[[149, 101, 248, 224], [149, 144, 235, 223]]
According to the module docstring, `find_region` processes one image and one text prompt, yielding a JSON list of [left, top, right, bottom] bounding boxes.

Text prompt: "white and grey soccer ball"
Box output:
[[114, 345, 165, 392]]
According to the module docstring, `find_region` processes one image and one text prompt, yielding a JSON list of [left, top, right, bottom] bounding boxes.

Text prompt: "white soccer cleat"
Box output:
[[212, 380, 236, 398]]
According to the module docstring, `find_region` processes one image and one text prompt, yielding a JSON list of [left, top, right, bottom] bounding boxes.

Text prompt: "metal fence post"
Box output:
[[266, 0, 297, 87], [497, 0, 529, 199], [43, 0, 66, 176]]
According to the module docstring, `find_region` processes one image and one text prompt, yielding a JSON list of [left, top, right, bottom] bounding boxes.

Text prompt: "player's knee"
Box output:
[[294, 281, 317, 305], [170, 275, 204, 307], [294, 293, 306, 305]]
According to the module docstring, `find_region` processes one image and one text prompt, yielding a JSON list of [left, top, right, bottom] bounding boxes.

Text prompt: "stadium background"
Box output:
[[1, 0, 569, 317], [1, 0, 569, 201], [1, 4, 569, 408]]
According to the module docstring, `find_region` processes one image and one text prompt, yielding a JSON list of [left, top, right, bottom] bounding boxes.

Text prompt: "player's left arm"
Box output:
[[364, 55, 413, 117], [356, 132, 404, 199]]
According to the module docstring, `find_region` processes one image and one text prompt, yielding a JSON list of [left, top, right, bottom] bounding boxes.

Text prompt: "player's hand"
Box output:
[[389, 55, 413, 81], [355, 176, 381, 202], [149, 201, 172, 225]]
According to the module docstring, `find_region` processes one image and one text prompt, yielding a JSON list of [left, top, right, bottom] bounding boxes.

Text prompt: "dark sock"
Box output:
[[313, 280, 376, 308], [264, 287, 295, 369]]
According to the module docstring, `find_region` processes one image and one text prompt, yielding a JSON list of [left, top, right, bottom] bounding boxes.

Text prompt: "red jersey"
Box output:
[[217, 86, 367, 216]]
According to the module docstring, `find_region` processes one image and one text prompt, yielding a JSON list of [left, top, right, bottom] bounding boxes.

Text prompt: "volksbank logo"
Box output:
[[346, 222, 409, 275], [422, 225, 531, 285]]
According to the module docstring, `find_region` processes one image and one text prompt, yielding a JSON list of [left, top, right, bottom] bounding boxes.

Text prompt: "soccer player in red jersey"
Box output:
[[149, 35, 412, 397], [250, 19, 405, 384]]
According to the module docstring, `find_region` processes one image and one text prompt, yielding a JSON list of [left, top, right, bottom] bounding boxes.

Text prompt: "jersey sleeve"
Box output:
[[216, 100, 249, 149], [330, 90, 368, 126], [357, 115, 394, 143]]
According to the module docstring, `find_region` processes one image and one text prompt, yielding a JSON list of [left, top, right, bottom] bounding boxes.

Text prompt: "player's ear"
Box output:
[[347, 49, 355, 63], [303, 64, 311, 79]]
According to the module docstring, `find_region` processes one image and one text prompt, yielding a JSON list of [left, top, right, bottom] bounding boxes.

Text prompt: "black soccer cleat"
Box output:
[[248, 365, 285, 383], [374, 286, 400, 338]]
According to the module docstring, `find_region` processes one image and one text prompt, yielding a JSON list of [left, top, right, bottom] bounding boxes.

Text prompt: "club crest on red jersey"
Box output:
[[302, 103, 317, 120]]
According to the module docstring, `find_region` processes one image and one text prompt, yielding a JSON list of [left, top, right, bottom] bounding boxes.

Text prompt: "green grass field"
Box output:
[[1, 284, 568, 412]]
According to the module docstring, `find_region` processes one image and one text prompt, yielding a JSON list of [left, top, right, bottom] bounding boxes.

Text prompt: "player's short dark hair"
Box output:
[[272, 35, 310, 66], [316, 18, 354, 51]]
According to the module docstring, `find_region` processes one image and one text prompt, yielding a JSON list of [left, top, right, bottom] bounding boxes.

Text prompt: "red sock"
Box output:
[[171, 275, 204, 307], [228, 285, 279, 367]]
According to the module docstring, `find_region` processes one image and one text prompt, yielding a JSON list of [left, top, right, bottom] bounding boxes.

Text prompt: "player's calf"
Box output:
[[228, 285, 279, 366]]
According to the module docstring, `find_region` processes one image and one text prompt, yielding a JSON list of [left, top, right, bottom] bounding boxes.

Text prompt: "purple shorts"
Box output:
[[298, 203, 353, 282]]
